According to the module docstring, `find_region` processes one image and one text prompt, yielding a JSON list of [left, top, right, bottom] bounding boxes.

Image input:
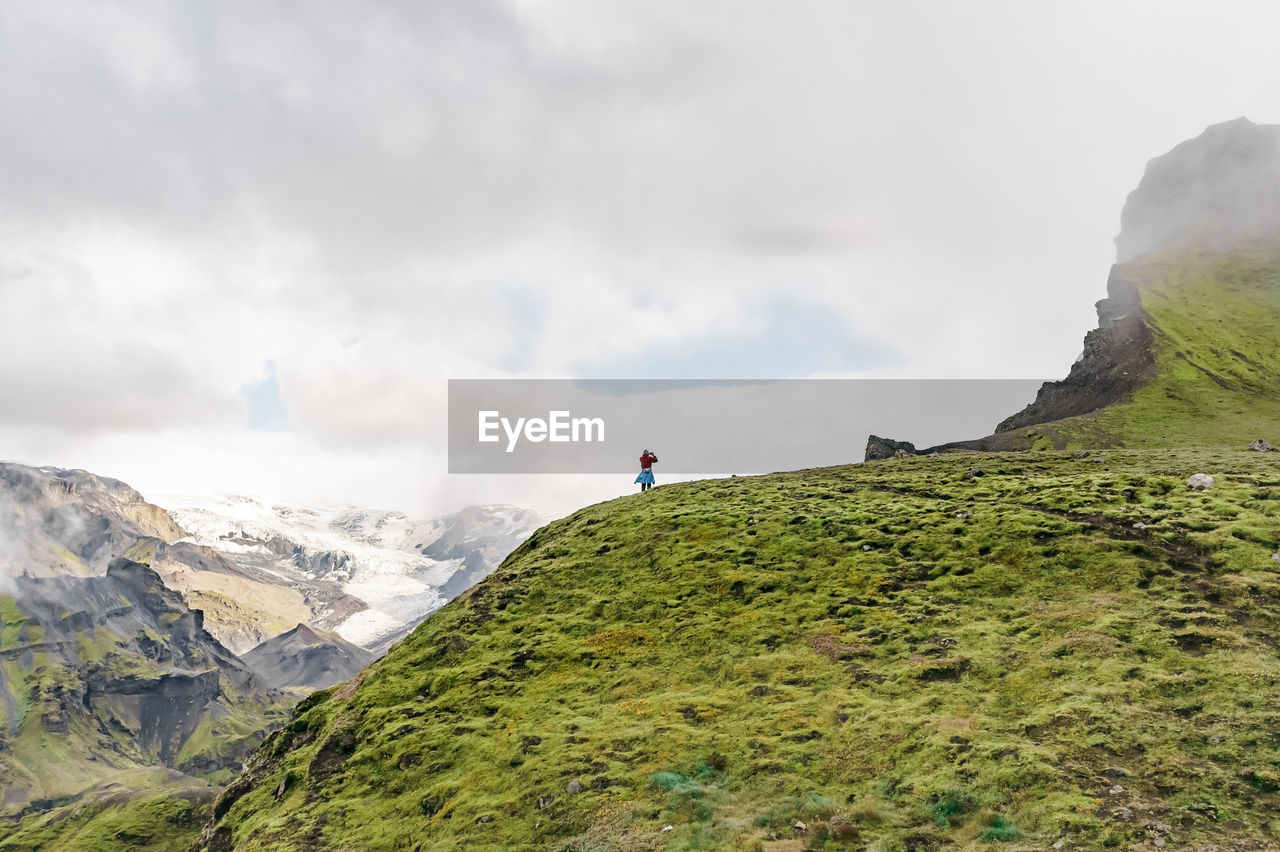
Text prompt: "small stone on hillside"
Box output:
[[1187, 473, 1215, 490], [1109, 784, 1125, 795], [956, 511, 970, 520], [1133, 522, 1148, 530], [862, 544, 872, 551], [566, 779, 582, 795], [1272, 553, 1280, 565], [1250, 438, 1275, 452], [968, 468, 984, 478], [1188, 802, 1219, 821]]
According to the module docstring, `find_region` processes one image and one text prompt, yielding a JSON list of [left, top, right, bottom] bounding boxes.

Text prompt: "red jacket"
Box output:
[[639, 453, 658, 470]]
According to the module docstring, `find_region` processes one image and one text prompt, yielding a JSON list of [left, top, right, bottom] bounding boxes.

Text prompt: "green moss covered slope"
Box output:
[[199, 449, 1280, 850]]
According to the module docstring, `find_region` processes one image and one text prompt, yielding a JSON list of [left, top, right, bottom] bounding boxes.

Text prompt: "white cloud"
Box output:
[[2, 1, 1279, 510]]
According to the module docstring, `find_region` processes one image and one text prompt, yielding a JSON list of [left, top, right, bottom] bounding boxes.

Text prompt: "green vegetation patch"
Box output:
[[197, 448, 1280, 850]]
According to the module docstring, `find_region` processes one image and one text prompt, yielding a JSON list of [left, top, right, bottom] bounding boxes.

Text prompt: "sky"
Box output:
[[1, 1, 1278, 515]]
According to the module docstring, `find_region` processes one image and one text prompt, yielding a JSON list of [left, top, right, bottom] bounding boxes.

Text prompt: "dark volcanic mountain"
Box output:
[[241, 624, 373, 690], [0, 557, 285, 808]]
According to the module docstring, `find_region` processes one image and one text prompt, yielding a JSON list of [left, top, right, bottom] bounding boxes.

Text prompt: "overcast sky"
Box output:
[[1, 1, 1277, 514]]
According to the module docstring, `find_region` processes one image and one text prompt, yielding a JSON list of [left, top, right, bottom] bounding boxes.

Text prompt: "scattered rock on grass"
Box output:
[[1188, 802, 1219, 821], [1250, 438, 1275, 452], [566, 779, 582, 795], [1186, 473, 1215, 490]]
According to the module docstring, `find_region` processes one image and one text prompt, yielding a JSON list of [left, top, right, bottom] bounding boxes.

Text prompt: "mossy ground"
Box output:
[[201, 449, 1280, 851], [0, 769, 214, 852]]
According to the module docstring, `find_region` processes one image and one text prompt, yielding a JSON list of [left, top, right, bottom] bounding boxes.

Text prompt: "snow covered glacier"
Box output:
[[155, 494, 550, 650]]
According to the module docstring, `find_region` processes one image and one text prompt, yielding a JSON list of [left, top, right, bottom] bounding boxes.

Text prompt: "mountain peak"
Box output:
[[1116, 116, 1280, 261]]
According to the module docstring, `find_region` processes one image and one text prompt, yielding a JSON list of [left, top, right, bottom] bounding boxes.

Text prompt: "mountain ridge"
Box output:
[[241, 623, 374, 690]]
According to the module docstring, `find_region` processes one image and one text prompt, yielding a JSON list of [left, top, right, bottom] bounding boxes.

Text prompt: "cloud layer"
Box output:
[[3, 1, 1279, 510]]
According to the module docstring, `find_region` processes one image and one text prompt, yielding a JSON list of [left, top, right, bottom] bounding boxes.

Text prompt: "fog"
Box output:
[[2, 2, 1280, 513]]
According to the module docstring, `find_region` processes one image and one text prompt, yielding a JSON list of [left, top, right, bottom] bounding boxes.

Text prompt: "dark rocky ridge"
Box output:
[[864, 435, 919, 460], [1, 558, 283, 806], [241, 623, 373, 690], [995, 265, 1155, 433]]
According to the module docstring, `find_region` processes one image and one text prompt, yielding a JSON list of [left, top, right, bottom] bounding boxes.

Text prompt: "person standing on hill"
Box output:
[[635, 450, 658, 492]]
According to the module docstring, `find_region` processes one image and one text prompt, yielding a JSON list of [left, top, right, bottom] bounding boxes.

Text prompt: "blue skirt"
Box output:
[[635, 468, 655, 485]]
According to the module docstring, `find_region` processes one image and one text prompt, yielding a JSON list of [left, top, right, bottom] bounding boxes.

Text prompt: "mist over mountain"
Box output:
[[869, 117, 1280, 458], [1116, 117, 1280, 261], [0, 463, 186, 582]]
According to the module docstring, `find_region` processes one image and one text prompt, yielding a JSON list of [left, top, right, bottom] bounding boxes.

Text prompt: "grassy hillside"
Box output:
[[1016, 246, 1280, 451], [199, 449, 1280, 851], [0, 769, 214, 852]]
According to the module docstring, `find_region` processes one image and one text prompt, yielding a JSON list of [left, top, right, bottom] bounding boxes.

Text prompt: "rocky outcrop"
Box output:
[[864, 435, 918, 461], [996, 265, 1155, 433]]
